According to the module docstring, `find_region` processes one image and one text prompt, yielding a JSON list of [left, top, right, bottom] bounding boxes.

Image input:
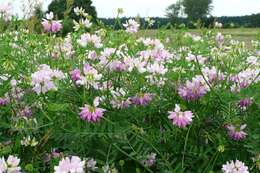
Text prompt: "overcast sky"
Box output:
[[1, 0, 260, 18]]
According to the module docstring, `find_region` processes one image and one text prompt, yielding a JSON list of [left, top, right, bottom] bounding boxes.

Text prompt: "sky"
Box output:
[[1, 0, 260, 18]]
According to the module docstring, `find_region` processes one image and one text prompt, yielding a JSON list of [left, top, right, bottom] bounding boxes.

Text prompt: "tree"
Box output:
[[48, 0, 97, 21], [165, 0, 184, 18], [166, 0, 212, 20], [183, 0, 212, 20]]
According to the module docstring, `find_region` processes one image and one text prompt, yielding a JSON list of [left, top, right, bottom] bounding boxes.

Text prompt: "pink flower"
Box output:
[[31, 64, 64, 95], [70, 69, 82, 82], [202, 66, 225, 83], [141, 153, 156, 167], [123, 19, 140, 33], [0, 97, 9, 106], [41, 12, 62, 33], [77, 33, 102, 48], [226, 124, 247, 141], [238, 98, 252, 110], [0, 155, 21, 173], [54, 156, 85, 173], [178, 75, 209, 101], [222, 160, 249, 173], [109, 60, 127, 72], [79, 98, 106, 122], [168, 104, 194, 128], [131, 93, 154, 106], [51, 20, 63, 33], [41, 19, 52, 32], [20, 106, 32, 118], [216, 32, 224, 46]]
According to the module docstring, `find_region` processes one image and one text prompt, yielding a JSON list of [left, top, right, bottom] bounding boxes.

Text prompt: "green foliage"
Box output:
[[48, 0, 97, 21], [166, 0, 213, 21]]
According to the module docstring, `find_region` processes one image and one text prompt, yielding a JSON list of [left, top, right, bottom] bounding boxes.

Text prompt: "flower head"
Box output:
[[238, 98, 252, 110], [178, 75, 209, 101], [226, 124, 247, 141], [141, 153, 156, 167], [168, 104, 194, 128], [31, 64, 64, 95], [79, 98, 106, 122], [131, 93, 154, 106], [222, 160, 249, 173], [123, 19, 140, 33], [41, 12, 62, 33], [0, 155, 21, 173], [54, 156, 85, 173]]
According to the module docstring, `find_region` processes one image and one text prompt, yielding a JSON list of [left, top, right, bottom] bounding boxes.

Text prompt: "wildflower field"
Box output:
[[0, 7, 260, 173]]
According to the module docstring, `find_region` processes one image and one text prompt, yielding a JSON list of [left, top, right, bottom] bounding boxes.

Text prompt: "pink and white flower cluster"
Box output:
[[222, 160, 249, 173], [70, 64, 102, 89], [123, 19, 140, 33], [226, 124, 247, 141], [202, 66, 225, 83], [31, 64, 65, 95], [0, 155, 21, 173], [77, 33, 102, 48], [41, 12, 62, 33], [230, 69, 260, 92], [178, 75, 209, 101], [79, 97, 106, 122], [54, 156, 85, 173], [168, 104, 194, 128], [141, 153, 156, 167], [52, 34, 75, 59]]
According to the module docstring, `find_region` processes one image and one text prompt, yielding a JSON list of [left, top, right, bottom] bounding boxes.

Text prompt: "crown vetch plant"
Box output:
[[0, 7, 259, 173]]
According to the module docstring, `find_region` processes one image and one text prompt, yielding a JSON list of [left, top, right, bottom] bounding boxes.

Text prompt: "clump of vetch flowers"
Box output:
[[110, 88, 131, 109], [0, 97, 9, 106], [79, 97, 106, 122], [202, 66, 225, 83], [73, 7, 92, 31], [31, 64, 65, 95], [178, 75, 209, 101], [131, 93, 154, 106], [168, 104, 194, 128], [141, 153, 156, 167], [54, 156, 85, 173], [238, 98, 252, 110], [0, 155, 21, 173], [41, 12, 62, 33], [123, 19, 140, 33], [215, 32, 225, 47], [230, 69, 260, 92], [222, 160, 249, 173], [70, 64, 102, 89], [52, 34, 75, 59], [21, 136, 38, 147], [226, 124, 247, 141], [77, 33, 102, 48]]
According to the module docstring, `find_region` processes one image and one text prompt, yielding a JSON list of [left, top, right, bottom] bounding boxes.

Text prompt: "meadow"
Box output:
[[0, 9, 260, 173]]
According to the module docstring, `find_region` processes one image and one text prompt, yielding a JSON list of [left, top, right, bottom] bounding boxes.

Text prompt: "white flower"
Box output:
[[21, 136, 38, 147], [46, 11, 54, 20], [215, 21, 223, 28], [222, 160, 249, 173], [54, 156, 85, 173], [123, 19, 140, 33], [31, 64, 65, 95], [0, 155, 21, 173], [77, 33, 102, 48], [74, 7, 88, 17]]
